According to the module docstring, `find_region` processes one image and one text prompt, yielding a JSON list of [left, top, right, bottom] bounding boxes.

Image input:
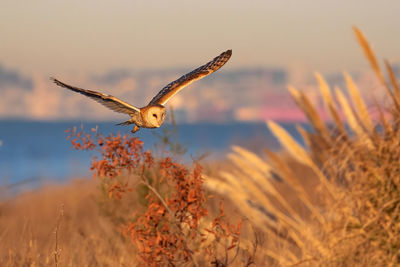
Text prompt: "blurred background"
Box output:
[[1, 0, 400, 187]]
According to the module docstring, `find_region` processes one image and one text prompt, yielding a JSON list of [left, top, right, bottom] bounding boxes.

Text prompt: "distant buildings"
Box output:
[[0, 61, 389, 123]]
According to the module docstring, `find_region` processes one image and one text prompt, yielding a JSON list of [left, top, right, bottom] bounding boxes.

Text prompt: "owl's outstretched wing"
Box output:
[[149, 49, 232, 106], [50, 78, 140, 114]]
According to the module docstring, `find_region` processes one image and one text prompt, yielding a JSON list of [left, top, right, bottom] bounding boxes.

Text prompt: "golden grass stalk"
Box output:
[[229, 150, 304, 223], [264, 147, 326, 225], [223, 156, 302, 229], [267, 120, 335, 199], [288, 86, 332, 143], [354, 26, 400, 112], [266, 121, 312, 167], [203, 176, 271, 227], [353, 26, 386, 87], [335, 86, 373, 148], [232, 145, 272, 176], [315, 72, 345, 134], [385, 60, 400, 98], [343, 71, 374, 133]]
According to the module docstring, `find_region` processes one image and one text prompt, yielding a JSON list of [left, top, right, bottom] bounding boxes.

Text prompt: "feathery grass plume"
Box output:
[[267, 120, 335, 199], [354, 26, 400, 112], [343, 71, 374, 133], [385, 60, 400, 98], [204, 173, 275, 227], [315, 72, 345, 134], [224, 154, 295, 223], [353, 26, 386, 87], [294, 124, 330, 166], [373, 95, 393, 135], [267, 121, 312, 167], [288, 86, 332, 144], [264, 148, 327, 225], [335, 86, 373, 148], [230, 148, 303, 223], [384, 60, 400, 130], [232, 145, 272, 176]]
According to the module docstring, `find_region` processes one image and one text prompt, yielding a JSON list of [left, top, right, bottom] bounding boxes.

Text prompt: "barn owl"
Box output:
[[51, 49, 232, 133]]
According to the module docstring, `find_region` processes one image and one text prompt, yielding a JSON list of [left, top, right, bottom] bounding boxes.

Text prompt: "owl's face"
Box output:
[[143, 105, 166, 127]]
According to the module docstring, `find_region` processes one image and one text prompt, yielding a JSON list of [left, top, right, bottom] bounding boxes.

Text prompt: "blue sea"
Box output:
[[0, 120, 305, 191]]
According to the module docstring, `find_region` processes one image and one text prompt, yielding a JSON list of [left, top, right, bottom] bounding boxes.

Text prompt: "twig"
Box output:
[[54, 204, 64, 267], [140, 180, 173, 215], [139, 178, 200, 267]]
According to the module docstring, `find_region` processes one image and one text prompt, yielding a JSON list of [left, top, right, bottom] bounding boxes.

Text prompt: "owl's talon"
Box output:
[[131, 125, 140, 134]]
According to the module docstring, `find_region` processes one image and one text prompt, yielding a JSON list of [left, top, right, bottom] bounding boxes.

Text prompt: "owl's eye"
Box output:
[[153, 114, 158, 118]]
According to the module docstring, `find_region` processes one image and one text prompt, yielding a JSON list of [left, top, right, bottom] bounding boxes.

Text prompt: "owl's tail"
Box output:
[[116, 120, 133, 126]]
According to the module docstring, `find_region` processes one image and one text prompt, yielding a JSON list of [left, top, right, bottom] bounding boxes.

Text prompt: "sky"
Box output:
[[1, 0, 400, 76], [0, 1, 399, 122]]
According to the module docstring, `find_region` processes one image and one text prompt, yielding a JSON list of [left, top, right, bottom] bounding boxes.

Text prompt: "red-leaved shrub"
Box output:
[[66, 126, 241, 266]]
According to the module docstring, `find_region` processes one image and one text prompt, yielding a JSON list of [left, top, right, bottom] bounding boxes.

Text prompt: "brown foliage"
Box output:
[[66, 127, 242, 266]]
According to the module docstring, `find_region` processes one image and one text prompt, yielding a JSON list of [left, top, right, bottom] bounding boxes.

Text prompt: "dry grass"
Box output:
[[0, 174, 249, 266], [0, 179, 137, 266], [206, 27, 400, 266]]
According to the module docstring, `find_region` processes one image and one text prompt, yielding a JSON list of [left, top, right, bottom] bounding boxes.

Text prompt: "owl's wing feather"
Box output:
[[50, 78, 140, 114], [149, 49, 232, 106]]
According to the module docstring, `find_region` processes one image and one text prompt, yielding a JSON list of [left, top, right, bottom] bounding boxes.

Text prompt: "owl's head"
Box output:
[[143, 104, 166, 127]]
